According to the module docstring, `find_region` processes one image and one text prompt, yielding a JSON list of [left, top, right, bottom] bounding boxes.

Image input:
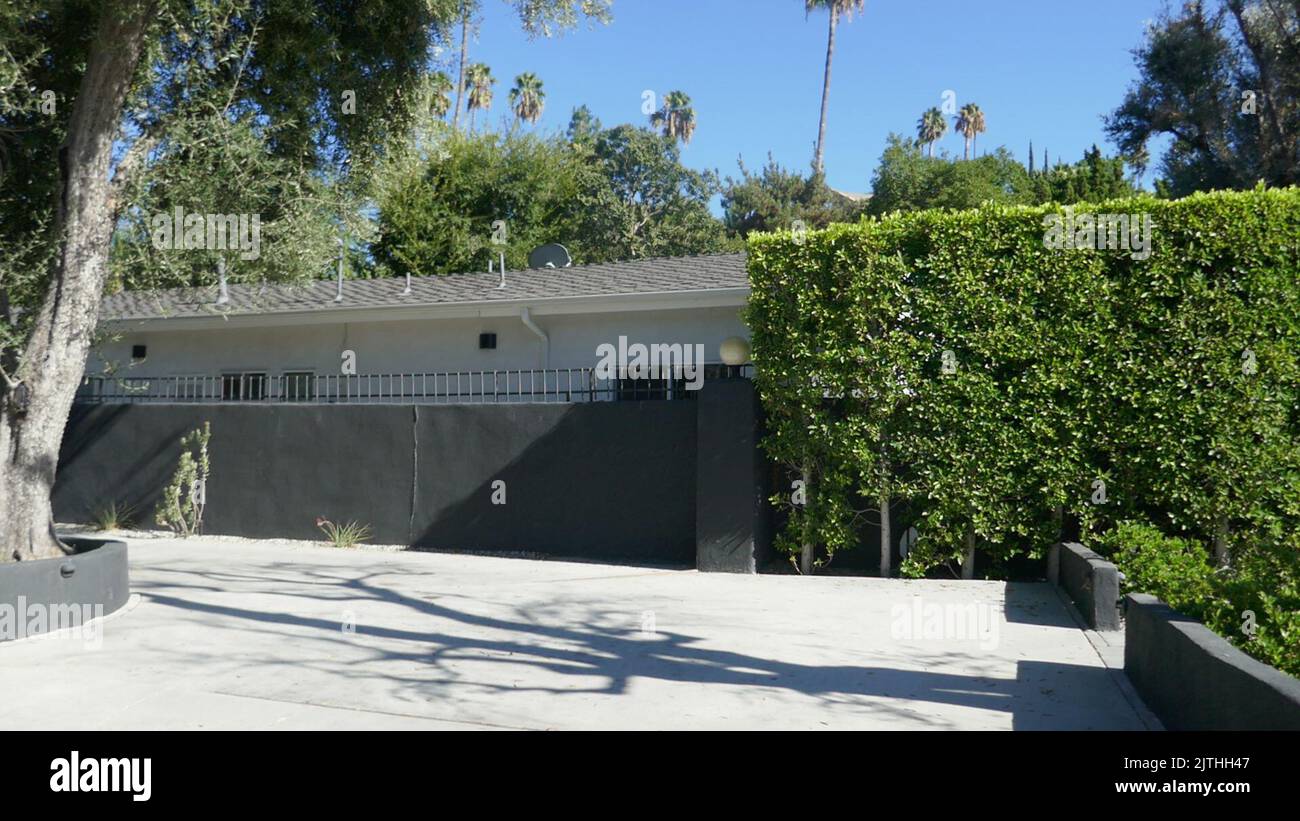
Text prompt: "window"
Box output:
[[131, 344, 147, 362], [221, 372, 267, 401], [281, 371, 315, 402], [479, 332, 497, 350]]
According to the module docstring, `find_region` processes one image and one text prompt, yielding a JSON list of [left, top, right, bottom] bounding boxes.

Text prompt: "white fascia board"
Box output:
[[99, 287, 751, 332]]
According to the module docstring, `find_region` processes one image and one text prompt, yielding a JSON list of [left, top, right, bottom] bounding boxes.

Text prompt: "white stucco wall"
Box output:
[[88, 305, 750, 379]]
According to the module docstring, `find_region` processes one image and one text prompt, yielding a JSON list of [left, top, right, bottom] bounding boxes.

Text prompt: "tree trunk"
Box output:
[[812, 11, 837, 174], [879, 493, 891, 579], [961, 524, 976, 579], [799, 466, 813, 575], [0, 1, 153, 563], [451, 3, 469, 131], [1213, 516, 1230, 568]]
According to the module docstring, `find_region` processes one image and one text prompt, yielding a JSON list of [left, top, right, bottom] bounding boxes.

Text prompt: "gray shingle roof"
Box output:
[[100, 252, 748, 322]]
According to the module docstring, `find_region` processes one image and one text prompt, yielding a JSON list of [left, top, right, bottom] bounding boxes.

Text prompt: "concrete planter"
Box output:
[[0, 536, 129, 642]]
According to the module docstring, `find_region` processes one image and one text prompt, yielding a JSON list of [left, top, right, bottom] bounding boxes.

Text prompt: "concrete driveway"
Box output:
[[0, 536, 1154, 730]]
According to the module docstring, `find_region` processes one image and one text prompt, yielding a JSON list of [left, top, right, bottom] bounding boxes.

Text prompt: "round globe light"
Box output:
[[719, 336, 751, 366]]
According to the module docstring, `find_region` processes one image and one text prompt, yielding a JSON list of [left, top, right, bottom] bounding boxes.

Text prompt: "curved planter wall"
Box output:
[[0, 537, 129, 642]]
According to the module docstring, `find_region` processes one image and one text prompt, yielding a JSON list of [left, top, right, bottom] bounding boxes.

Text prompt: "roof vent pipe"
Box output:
[[497, 252, 506, 290], [402, 272, 411, 295]]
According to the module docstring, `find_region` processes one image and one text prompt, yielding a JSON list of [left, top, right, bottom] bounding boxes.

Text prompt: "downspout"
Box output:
[[520, 307, 548, 368]]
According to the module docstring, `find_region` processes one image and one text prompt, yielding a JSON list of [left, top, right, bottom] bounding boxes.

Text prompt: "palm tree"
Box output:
[[917, 107, 947, 157], [429, 72, 454, 120], [464, 63, 494, 131], [806, 0, 867, 174], [509, 72, 546, 125], [968, 104, 986, 156], [650, 90, 696, 144], [451, 0, 477, 131], [954, 102, 985, 160]]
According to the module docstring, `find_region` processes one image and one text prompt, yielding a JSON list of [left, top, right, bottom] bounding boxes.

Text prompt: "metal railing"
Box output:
[[74, 365, 752, 405]]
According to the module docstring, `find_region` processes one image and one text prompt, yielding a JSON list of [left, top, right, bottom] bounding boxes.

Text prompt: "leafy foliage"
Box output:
[[867, 135, 1139, 215], [157, 423, 211, 538], [721, 155, 867, 239], [748, 188, 1300, 592], [1105, 0, 1300, 197], [1101, 520, 1300, 677], [373, 123, 727, 274], [372, 128, 583, 275], [2, 0, 461, 358]]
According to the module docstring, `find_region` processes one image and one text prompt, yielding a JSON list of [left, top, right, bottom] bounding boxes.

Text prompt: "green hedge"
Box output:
[[747, 188, 1300, 643], [1099, 521, 1300, 676]]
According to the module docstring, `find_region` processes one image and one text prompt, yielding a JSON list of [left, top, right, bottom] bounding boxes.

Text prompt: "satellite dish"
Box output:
[[527, 243, 572, 269]]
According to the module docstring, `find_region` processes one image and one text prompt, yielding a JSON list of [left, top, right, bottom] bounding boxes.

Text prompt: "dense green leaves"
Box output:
[[866, 135, 1139, 215], [721, 155, 866, 239], [372, 123, 728, 275], [1105, 1, 1300, 197], [749, 188, 1300, 592]]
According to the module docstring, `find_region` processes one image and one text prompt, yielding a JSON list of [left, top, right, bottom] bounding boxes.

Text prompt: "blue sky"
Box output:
[[450, 0, 1172, 194]]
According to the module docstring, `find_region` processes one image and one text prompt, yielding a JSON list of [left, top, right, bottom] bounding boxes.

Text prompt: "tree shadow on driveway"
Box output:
[[130, 560, 1141, 730]]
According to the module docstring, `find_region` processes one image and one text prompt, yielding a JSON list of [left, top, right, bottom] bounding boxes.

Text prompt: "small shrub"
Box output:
[[156, 422, 211, 537], [315, 517, 372, 549], [91, 500, 136, 532], [1103, 520, 1300, 678]]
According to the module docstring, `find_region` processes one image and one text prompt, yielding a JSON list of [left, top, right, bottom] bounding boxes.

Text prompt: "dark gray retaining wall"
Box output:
[[0, 537, 129, 641], [55, 386, 771, 567], [1124, 593, 1300, 730], [1047, 541, 1120, 630]]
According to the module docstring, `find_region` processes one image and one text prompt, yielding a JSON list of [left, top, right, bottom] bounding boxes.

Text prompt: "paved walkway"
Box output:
[[0, 536, 1154, 730]]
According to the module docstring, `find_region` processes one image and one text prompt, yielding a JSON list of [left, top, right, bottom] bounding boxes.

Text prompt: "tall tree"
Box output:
[[805, 0, 866, 173], [452, 1, 472, 130], [1105, 0, 1300, 196], [917, 107, 947, 157], [464, 62, 495, 131], [953, 102, 985, 160], [566, 104, 602, 144], [649, 90, 696, 144], [968, 103, 986, 156], [953, 102, 985, 159], [509, 72, 545, 125], [570, 124, 725, 259], [0, 0, 457, 562]]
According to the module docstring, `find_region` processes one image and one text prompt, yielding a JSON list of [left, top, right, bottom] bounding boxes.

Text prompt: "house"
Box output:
[[82, 252, 752, 403]]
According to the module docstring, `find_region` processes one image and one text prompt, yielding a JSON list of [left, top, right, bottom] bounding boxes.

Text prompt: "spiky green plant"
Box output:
[[315, 517, 373, 549], [91, 500, 137, 532]]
